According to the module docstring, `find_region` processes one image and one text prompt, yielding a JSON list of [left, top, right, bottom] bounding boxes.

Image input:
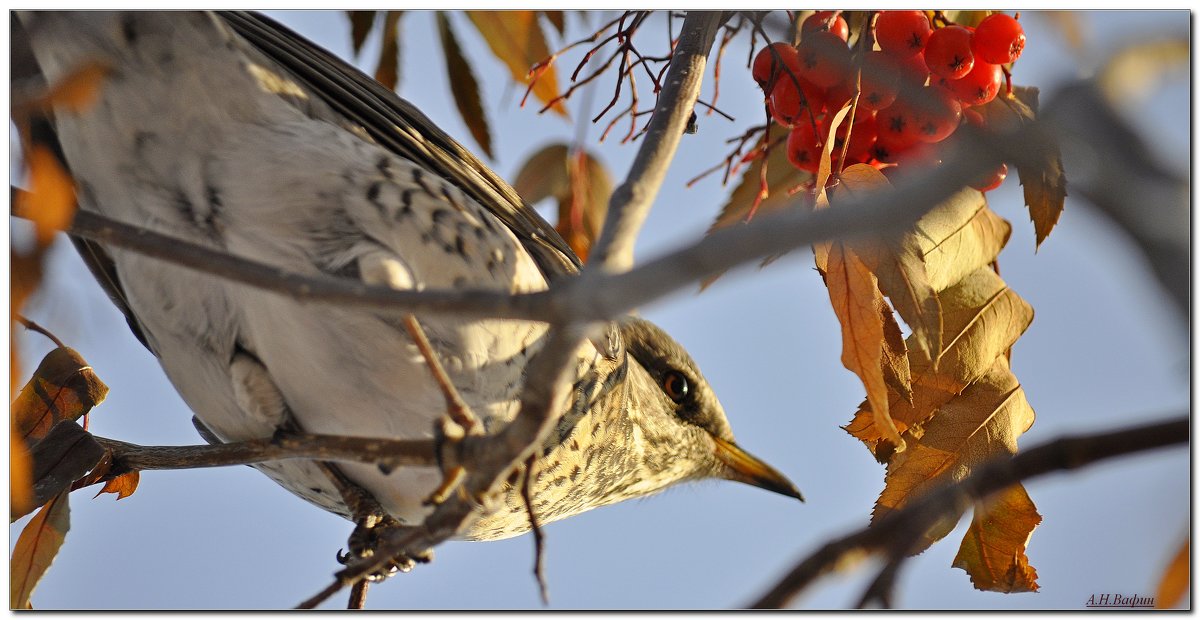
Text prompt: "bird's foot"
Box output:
[[337, 516, 434, 582]]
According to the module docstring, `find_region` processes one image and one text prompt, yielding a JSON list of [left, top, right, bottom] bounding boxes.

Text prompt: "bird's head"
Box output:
[[618, 317, 803, 502]]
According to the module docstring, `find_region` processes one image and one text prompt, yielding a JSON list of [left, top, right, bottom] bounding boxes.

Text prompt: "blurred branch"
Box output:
[[748, 415, 1189, 609]]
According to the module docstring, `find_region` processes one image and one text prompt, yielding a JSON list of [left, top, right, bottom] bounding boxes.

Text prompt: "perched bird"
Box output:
[[16, 11, 801, 546]]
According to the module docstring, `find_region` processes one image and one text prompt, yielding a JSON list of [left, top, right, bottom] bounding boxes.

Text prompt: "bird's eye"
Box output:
[[662, 370, 690, 403]]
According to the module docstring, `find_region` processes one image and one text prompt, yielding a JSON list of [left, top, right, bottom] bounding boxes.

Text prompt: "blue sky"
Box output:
[[11, 10, 1189, 609]]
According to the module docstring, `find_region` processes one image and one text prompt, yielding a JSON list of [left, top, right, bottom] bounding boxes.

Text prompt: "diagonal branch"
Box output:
[[747, 415, 1188, 609]]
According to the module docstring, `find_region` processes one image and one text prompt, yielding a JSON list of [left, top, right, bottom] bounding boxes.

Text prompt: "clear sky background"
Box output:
[[11, 10, 1189, 610]]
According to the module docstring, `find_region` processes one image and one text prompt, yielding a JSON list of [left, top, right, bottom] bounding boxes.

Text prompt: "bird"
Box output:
[[16, 10, 801, 551]]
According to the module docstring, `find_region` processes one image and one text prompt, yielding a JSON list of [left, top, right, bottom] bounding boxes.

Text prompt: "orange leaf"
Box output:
[[824, 242, 903, 451], [874, 357, 1035, 551], [15, 146, 77, 247], [96, 470, 140, 501], [1155, 538, 1190, 608], [513, 144, 612, 262], [12, 347, 109, 443], [879, 298, 913, 404], [11, 429, 34, 520], [466, 11, 565, 116], [345, 11, 377, 56], [437, 12, 493, 158], [541, 11, 566, 37], [374, 11, 404, 90], [953, 483, 1042, 593], [10, 490, 70, 609], [15, 60, 111, 115]]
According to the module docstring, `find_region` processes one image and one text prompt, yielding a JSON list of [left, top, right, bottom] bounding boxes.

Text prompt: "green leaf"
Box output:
[[437, 12, 493, 158]]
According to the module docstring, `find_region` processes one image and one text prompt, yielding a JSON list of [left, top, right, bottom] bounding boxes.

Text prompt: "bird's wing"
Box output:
[[216, 10, 582, 281]]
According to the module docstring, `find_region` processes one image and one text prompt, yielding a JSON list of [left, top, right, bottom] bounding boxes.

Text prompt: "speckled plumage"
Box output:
[[19, 11, 800, 542]]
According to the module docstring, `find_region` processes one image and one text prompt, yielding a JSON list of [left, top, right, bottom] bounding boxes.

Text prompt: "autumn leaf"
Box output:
[[873, 357, 1035, 552], [21, 421, 105, 520], [10, 490, 70, 609], [879, 298, 913, 404], [466, 11, 565, 116], [437, 12, 493, 158], [12, 60, 111, 117], [953, 483, 1042, 593], [977, 87, 1067, 249], [15, 146, 77, 247], [916, 195, 1011, 292], [374, 11, 404, 90], [11, 427, 34, 521], [541, 10, 566, 37], [12, 347, 109, 443], [1155, 538, 1189, 608], [512, 143, 612, 261], [97, 471, 140, 501], [345, 11, 376, 56]]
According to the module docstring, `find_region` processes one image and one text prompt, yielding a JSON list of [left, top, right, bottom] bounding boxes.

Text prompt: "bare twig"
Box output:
[[14, 314, 66, 348], [748, 415, 1189, 608], [522, 453, 550, 605], [92, 433, 437, 473], [347, 580, 369, 609], [588, 11, 722, 272], [401, 314, 478, 431]]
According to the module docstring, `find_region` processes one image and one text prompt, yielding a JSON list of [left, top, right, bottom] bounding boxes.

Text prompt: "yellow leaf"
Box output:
[[11, 428, 34, 520], [437, 12, 493, 158], [466, 11, 565, 116], [879, 298, 913, 404], [874, 357, 1035, 552], [953, 483, 1042, 593], [10, 491, 70, 609], [15, 146, 77, 247], [12, 347, 109, 443], [1155, 538, 1189, 609], [915, 195, 1010, 293]]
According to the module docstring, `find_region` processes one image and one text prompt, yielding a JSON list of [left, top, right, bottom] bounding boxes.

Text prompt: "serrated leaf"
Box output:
[[977, 87, 1066, 249], [346, 11, 377, 56], [374, 11, 404, 91], [1155, 538, 1189, 608], [916, 194, 1011, 292], [541, 11, 566, 37], [879, 297, 913, 403], [437, 12, 493, 159], [873, 357, 1035, 552], [466, 11, 565, 116], [10, 490, 70, 609], [97, 470, 139, 501], [953, 483, 1042, 593], [15, 146, 77, 247], [13, 347, 108, 443]]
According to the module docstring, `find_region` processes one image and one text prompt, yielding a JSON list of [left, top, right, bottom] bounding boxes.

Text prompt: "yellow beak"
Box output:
[[713, 437, 804, 502]]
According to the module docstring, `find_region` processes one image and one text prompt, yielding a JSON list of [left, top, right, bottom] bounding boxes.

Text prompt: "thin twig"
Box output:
[[15, 314, 66, 348], [522, 453, 550, 605], [748, 415, 1189, 608], [347, 579, 369, 609], [401, 314, 478, 430]]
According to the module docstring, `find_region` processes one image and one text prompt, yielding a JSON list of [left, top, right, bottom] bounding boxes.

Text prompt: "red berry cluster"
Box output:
[[752, 11, 1024, 192]]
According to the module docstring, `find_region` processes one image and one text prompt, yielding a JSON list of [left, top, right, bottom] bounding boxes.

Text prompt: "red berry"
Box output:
[[972, 14, 1025, 64], [875, 11, 932, 57], [970, 162, 1008, 192], [797, 31, 852, 88], [912, 86, 962, 143], [752, 42, 802, 93], [769, 75, 824, 126], [924, 25, 975, 80], [823, 112, 877, 163], [894, 51, 931, 86], [875, 99, 922, 153], [824, 80, 853, 112], [860, 51, 901, 111], [802, 11, 849, 42], [944, 61, 1002, 106], [787, 120, 823, 172]]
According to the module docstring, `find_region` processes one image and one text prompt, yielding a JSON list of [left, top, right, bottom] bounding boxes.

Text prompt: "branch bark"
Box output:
[[747, 415, 1189, 609]]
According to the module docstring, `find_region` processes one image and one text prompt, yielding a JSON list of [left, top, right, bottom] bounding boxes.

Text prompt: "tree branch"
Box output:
[[588, 11, 721, 273], [747, 415, 1189, 609], [92, 433, 437, 473]]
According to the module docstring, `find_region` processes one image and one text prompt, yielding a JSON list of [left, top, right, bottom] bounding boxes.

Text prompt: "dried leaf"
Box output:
[[1155, 538, 1189, 609], [512, 144, 611, 261], [10, 490, 70, 609], [374, 11, 404, 91], [953, 483, 1042, 593], [706, 138, 813, 233], [541, 11, 566, 37], [97, 471, 140, 501], [977, 87, 1066, 248], [873, 357, 1035, 552], [824, 242, 903, 452], [13, 60, 111, 115], [15, 146, 77, 247], [916, 195, 1010, 292], [944, 10, 991, 29], [21, 421, 105, 520], [11, 428, 34, 521], [437, 12, 493, 158], [346, 11, 377, 56], [1035, 12, 1086, 59], [1098, 39, 1188, 103], [466, 11, 565, 116], [12, 347, 109, 443], [879, 298, 913, 403]]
